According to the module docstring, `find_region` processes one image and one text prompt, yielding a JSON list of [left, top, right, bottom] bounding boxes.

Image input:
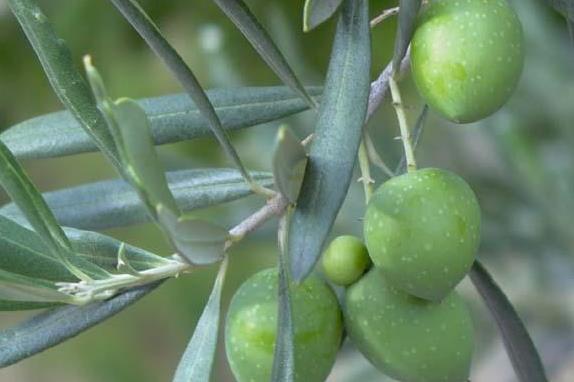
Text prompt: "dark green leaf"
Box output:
[[172, 258, 228, 382], [213, 0, 317, 109], [158, 207, 229, 265], [0, 141, 105, 281], [271, 215, 295, 382], [0, 281, 163, 367], [303, 0, 344, 32], [470, 261, 548, 382], [288, 0, 371, 281], [392, 0, 422, 75], [108, 0, 255, 188], [6, 0, 121, 169], [0, 169, 273, 231], [272, 127, 307, 203], [1, 86, 321, 160]]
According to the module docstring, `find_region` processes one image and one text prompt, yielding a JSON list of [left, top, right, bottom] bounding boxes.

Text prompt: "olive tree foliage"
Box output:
[[0, 0, 567, 380]]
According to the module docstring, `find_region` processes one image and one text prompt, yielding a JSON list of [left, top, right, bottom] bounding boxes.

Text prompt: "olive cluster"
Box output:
[[223, 0, 524, 380]]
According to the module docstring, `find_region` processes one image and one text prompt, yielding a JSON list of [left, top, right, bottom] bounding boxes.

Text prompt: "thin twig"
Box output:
[[364, 133, 394, 177], [370, 6, 400, 28], [358, 141, 374, 202], [389, 76, 417, 172]]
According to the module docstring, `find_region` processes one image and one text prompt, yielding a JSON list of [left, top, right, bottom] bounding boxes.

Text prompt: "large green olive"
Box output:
[[364, 168, 480, 301], [322, 235, 370, 286], [225, 268, 343, 382], [345, 268, 474, 382], [411, 0, 524, 123]]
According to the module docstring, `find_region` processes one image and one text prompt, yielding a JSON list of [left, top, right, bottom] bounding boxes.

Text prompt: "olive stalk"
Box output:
[[389, 75, 417, 172], [358, 140, 374, 203]]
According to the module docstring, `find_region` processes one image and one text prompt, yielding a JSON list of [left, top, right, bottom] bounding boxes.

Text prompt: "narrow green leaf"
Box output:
[[6, 0, 121, 169], [288, 0, 371, 281], [114, 98, 179, 215], [272, 127, 307, 203], [271, 215, 295, 382], [303, 0, 344, 32], [392, 0, 422, 75], [213, 0, 317, 109], [0, 141, 99, 281], [0, 269, 72, 304], [470, 261, 548, 382], [0, 169, 273, 231], [116, 243, 141, 276], [0, 281, 163, 367], [395, 104, 428, 175], [1, 86, 321, 160], [173, 258, 228, 382], [108, 0, 256, 189], [0, 215, 163, 310], [158, 207, 229, 265]]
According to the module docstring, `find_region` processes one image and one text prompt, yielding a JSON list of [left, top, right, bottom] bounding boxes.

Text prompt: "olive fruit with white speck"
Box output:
[[411, 0, 524, 123], [345, 268, 474, 382], [364, 168, 480, 301], [225, 268, 343, 382], [322, 235, 370, 286]]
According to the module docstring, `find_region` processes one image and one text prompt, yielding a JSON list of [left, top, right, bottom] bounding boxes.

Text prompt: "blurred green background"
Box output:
[[0, 0, 573, 381]]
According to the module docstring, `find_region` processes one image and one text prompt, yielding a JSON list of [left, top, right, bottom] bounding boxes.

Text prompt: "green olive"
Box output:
[[322, 235, 370, 286], [363, 168, 480, 301], [225, 268, 343, 382], [411, 0, 524, 123], [345, 268, 474, 382]]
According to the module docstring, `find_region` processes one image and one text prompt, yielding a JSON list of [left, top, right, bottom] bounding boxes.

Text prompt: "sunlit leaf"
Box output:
[[303, 0, 344, 32], [470, 261, 548, 382], [0, 281, 163, 367], [158, 207, 229, 265], [172, 258, 228, 382], [0, 169, 273, 231], [1, 86, 321, 160], [272, 126, 307, 203], [288, 0, 371, 281]]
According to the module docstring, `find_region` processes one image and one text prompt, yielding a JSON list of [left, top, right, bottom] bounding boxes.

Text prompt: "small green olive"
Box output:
[[411, 0, 524, 123], [363, 168, 480, 301], [322, 235, 370, 286], [345, 268, 474, 382], [225, 268, 343, 382]]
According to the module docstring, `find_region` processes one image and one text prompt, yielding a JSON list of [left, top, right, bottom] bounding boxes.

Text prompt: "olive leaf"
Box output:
[[0, 141, 107, 281], [0, 214, 166, 310], [1, 169, 273, 231], [303, 0, 344, 32], [7, 0, 121, 170], [288, 0, 371, 281], [0, 281, 163, 367], [108, 0, 257, 190], [272, 126, 308, 203], [470, 261, 548, 382], [0, 269, 72, 304], [545, 0, 574, 44], [158, 207, 229, 265], [392, 0, 422, 75], [212, 0, 317, 109], [172, 258, 228, 382], [271, 214, 295, 382], [1, 86, 321, 161]]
